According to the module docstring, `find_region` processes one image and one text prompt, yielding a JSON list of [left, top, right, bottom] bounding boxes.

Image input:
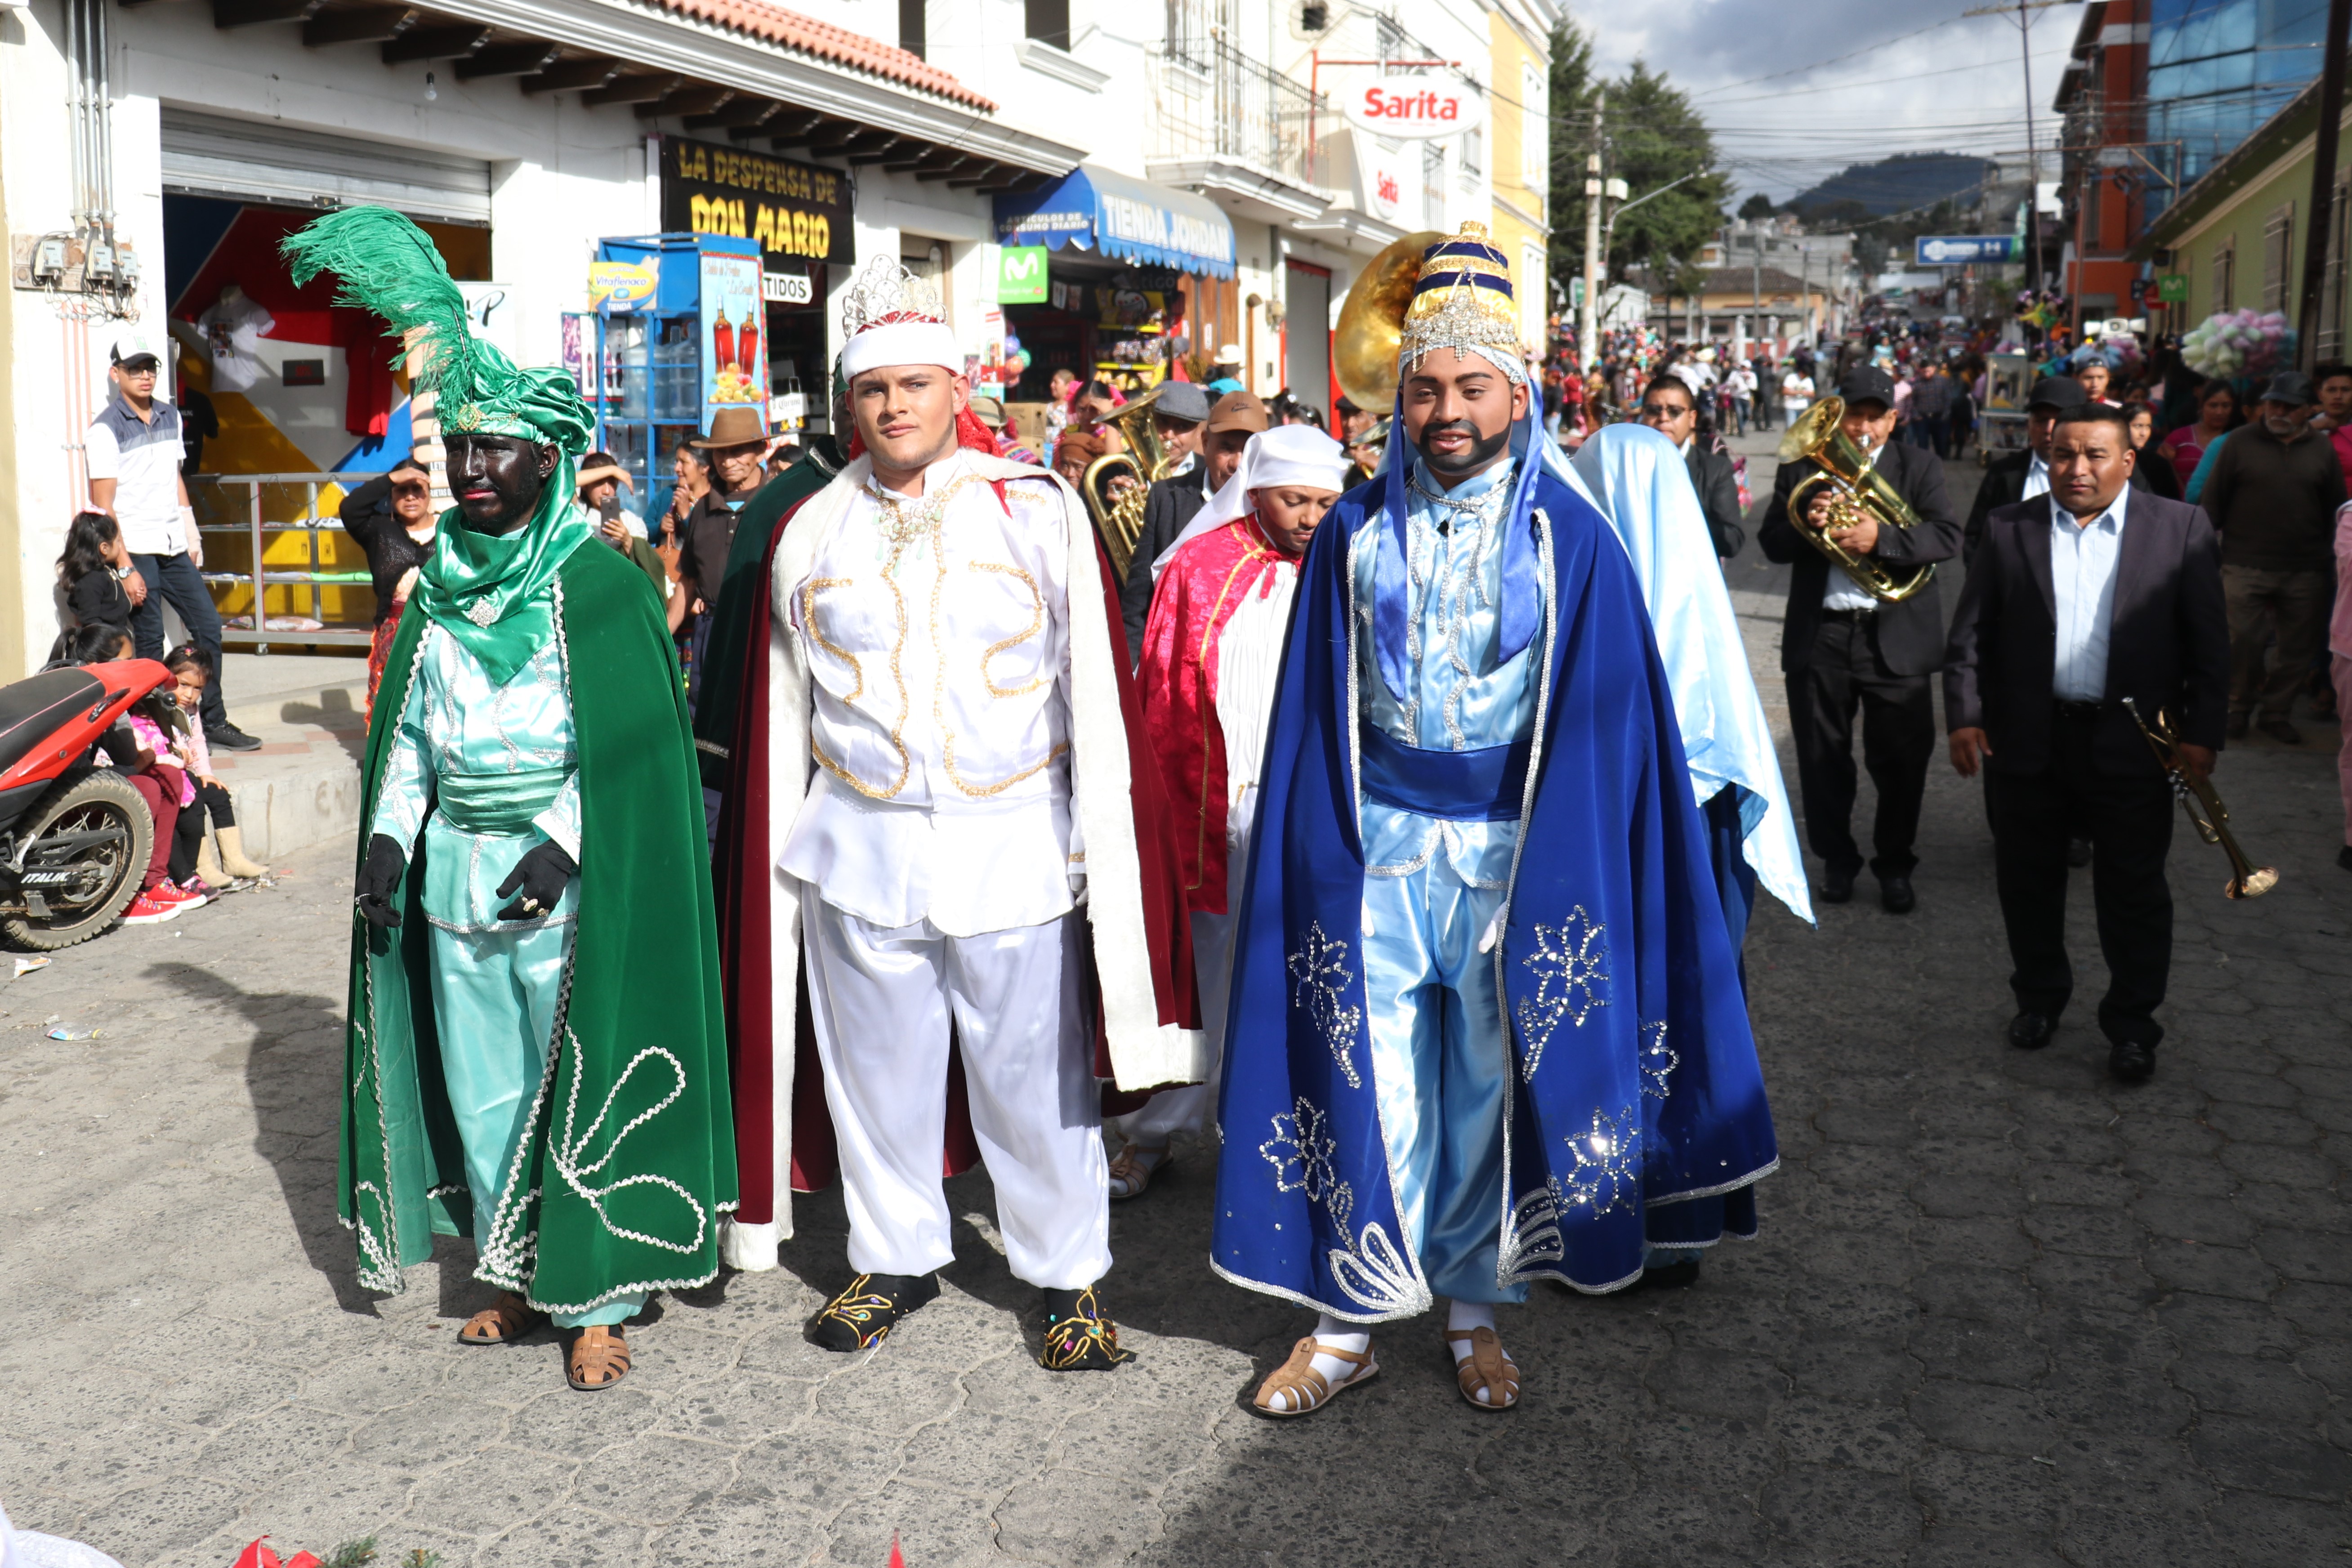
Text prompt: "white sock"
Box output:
[[1446, 1300, 1506, 1403], [1302, 1313, 1370, 1396]]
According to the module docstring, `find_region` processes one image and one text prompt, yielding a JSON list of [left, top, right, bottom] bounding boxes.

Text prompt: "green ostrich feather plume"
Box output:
[[281, 205, 487, 410]]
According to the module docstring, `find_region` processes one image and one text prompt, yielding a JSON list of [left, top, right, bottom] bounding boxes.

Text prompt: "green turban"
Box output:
[[284, 206, 596, 683], [281, 205, 591, 454]]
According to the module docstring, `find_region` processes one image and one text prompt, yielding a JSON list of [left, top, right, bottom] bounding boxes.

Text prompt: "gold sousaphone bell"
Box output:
[[1334, 228, 1446, 411], [1776, 396, 1936, 604]]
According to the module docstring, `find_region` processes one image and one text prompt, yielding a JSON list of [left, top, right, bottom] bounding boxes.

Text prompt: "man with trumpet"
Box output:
[[1945, 403, 2230, 1083], [1759, 365, 1962, 913]]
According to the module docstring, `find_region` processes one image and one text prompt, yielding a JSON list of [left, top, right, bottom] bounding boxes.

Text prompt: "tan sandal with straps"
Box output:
[[456, 1291, 545, 1346], [1252, 1336, 1379, 1418], [567, 1325, 631, 1391], [1107, 1143, 1170, 1201], [1446, 1326, 1520, 1411]]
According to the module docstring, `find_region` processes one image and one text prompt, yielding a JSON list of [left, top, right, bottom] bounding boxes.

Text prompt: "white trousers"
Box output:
[[799, 888, 1111, 1290], [1109, 908, 1234, 1145]]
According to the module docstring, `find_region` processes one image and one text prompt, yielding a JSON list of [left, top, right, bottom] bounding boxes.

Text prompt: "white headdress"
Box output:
[[839, 255, 962, 380], [1153, 425, 1352, 578]]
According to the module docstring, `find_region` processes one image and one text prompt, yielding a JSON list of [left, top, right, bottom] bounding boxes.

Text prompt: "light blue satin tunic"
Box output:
[[1348, 457, 1544, 1303]]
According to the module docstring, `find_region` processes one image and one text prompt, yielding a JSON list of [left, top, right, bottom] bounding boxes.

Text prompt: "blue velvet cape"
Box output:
[[1209, 464, 1778, 1317]]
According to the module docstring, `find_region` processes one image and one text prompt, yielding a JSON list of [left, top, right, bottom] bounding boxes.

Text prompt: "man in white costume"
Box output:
[[717, 258, 1201, 1370]]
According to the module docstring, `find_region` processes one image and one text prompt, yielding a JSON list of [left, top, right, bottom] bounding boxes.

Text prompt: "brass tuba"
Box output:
[[2122, 697, 2280, 899], [1334, 228, 1447, 411], [1777, 396, 1936, 603], [1080, 383, 1174, 581]]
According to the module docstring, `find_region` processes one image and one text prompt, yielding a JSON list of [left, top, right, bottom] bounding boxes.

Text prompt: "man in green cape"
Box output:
[[293, 208, 736, 1393]]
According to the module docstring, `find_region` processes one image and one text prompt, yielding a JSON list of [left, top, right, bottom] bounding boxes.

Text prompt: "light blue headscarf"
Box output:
[[1567, 424, 1814, 925]]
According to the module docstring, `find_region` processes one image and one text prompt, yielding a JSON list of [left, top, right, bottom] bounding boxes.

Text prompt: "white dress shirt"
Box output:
[[778, 448, 1082, 937], [2049, 483, 2129, 703], [2021, 451, 2050, 502], [1820, 437, 1892, 613]]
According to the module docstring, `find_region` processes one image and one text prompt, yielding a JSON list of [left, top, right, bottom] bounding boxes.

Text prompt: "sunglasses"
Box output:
[[1636, 402, 1693, 420]]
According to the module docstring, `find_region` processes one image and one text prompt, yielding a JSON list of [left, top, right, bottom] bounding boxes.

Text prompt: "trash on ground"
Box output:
[[12, 956, 50, 979], [46, 1023, 99, 1041]]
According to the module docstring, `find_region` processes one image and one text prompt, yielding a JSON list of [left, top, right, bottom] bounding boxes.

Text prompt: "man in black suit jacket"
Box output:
[[1633, 374, 1744, 556], [1966, 374, 2162, 564], [1759, 365, 1963, 912], [1119, 388, 1268, 661], [1945, 404, 2229, 1083]]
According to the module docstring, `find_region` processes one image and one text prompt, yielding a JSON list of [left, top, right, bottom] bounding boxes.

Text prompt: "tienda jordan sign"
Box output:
[[1342, 75, 1487, 139]]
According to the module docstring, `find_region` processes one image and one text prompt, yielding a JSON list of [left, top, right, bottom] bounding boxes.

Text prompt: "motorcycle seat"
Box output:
[[0, 669, 105, 778]]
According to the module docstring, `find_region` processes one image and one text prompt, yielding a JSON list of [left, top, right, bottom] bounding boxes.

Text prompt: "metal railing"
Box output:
[[188, 471, 377, 652], [1151, 36, 1321, 187]]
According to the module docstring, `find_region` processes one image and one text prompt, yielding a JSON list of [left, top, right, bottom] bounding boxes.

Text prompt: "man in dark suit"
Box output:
[[1634, 374, 1745, 557], [1945, 404, 2230, 1083], [1760, 365, 1963, 912], [1966, 374, 2162, 564], [1119, 387, 1268, 661]]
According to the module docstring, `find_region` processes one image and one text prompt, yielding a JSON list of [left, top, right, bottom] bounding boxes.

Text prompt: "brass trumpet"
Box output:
[[1080, 383, 1175, 582], [2122, 697, 2279, 899], [1777, 396, 1936, 604]]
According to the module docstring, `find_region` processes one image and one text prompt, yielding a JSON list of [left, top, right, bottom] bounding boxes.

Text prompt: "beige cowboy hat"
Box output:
[[689, 407, 770, 450]]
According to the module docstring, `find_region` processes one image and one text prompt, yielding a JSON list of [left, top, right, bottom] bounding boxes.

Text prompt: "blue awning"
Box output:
[[994, 165, 1235, 280]]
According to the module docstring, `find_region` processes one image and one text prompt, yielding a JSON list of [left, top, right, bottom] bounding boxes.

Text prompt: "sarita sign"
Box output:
[[1342, 75, 1486, 139]]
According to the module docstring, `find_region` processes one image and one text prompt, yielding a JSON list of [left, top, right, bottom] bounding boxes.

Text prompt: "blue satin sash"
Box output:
[[1358, 726, 1530, 822]]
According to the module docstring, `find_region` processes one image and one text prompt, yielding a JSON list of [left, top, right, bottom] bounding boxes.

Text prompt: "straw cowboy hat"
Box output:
[[690, 407, 770, 450]]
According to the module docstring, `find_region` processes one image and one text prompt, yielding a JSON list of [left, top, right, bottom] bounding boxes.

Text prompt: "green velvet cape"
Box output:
[[339, 536, 738, 1313]]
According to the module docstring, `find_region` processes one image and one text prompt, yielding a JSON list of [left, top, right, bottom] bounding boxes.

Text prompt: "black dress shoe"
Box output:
[[208, 722, 263, 752], [1039, 1286, 1133, 1371], [2007, 1012, 2056, 1050], [1878, 874, 1915, 914], [2338, 844, 2352, 873], [1636, 1257, 1702, 1291], [809, 1271, 939, 1351], [2108, 1040, 2157, 1083], [1818, 868, 1855, 904], [2066, 837, 2092, 868]]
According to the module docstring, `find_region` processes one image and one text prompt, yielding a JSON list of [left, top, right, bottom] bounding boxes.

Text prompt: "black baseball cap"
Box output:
[[2259, 369, 2317, 407], [1836, 366, 1896, 410], [2026, 375, 2088, 413]]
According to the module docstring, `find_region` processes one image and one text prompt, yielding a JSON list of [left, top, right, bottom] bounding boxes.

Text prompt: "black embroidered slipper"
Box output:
[[808, 1271, 940, 1351], [1039, 1286, 1134, 1371]]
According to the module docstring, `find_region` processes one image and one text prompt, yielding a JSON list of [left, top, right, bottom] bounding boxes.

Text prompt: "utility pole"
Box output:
[[1967, 1, 2071, 293], [1579, 89, 1606, 372], [2298, 0, 2352, 368]]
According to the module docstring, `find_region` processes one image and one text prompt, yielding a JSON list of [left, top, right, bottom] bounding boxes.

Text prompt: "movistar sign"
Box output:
[[998, 245, 1049, 305]]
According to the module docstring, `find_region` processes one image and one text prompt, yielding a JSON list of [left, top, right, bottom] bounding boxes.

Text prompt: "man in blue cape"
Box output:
[[1214, 225, 1778, 1417]]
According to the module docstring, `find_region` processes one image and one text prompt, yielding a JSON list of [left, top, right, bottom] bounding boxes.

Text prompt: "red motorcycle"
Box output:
[[0, 657, 178, 948]]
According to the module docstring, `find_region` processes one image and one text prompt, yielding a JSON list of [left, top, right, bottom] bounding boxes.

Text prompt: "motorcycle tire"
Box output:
[[1, 769, 153, 951]]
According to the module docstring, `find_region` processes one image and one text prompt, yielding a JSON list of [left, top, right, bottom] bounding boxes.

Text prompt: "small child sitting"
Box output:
[[75, 625, 202, 925], [160, 645, 269, 886]]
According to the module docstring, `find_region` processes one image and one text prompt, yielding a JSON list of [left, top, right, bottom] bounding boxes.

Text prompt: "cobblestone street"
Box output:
[[4, 442, 2350, 1567]]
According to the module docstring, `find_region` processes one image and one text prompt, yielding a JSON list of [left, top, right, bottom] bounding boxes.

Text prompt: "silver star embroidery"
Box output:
[[1551, 1105, 1640, 1217], [1514, 906, 1610, 1080], [1287, 921, 1364, 1089], [1640, 1021, 1678, 1102]]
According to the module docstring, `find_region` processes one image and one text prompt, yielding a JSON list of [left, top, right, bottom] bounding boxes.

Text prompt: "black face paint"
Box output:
[[446, 434, 553, 535], [1414, 417, 1511, 477]]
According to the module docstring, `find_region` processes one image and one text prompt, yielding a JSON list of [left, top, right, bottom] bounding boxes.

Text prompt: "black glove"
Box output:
[[354, 833, 409, 929], [495, 840, 577, 922]]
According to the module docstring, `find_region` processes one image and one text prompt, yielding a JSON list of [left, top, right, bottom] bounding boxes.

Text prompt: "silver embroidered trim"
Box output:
[[1549, 1104, 1640, 1219], [463, 597, 500, 627]]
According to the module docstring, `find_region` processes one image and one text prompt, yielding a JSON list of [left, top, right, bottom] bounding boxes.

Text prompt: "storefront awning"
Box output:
[[993, 165, 1235, 280]]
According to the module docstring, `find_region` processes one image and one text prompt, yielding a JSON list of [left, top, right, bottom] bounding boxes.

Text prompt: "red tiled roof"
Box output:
[[645, 0, 996, 113]]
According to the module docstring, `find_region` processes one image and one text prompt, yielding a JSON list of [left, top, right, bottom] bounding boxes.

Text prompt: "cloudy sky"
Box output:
[[1580, 0, 2088, 206]]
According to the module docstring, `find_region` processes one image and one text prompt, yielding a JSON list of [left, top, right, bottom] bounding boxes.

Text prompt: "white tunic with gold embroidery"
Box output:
[[776, 448, 1083, 937]]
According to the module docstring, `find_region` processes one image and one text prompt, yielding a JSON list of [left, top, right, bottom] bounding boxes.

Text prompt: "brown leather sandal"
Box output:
[[1107, 1144, 1171, 1202], [567, 1325, 631, 1391], [1252, 1336, 1378, 1417], [1446, 1326, 1520, 1411], [456, 1291, 546, 1346]]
